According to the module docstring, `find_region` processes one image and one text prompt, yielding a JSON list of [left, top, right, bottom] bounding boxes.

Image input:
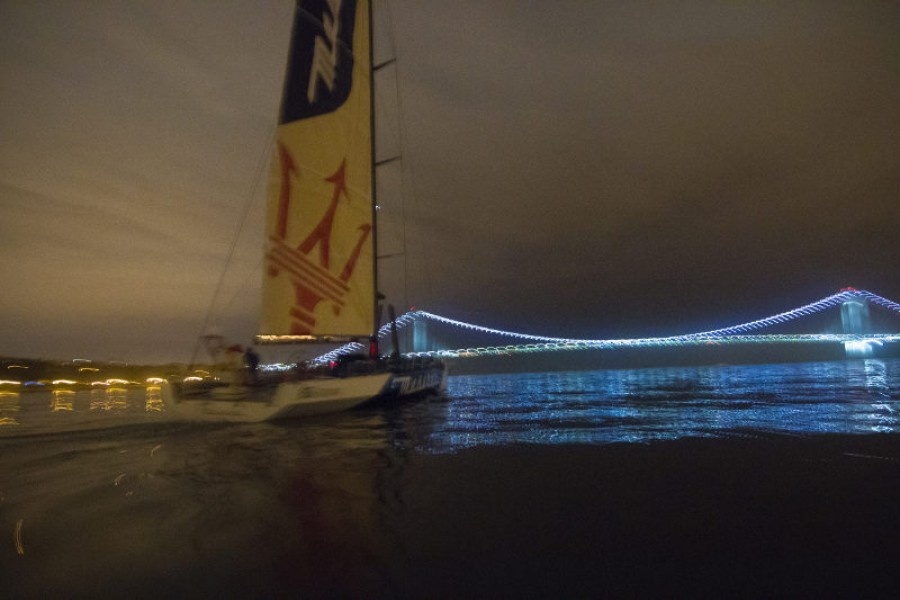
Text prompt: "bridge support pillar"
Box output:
[[841, 296, 872, 358], [413, 318, 428, 353]]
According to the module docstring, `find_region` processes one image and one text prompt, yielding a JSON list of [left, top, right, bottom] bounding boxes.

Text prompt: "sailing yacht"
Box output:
[[166, 0, 447, 422]]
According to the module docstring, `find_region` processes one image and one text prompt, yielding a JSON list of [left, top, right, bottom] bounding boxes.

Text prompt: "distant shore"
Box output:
[[0, 356, 201, 387]]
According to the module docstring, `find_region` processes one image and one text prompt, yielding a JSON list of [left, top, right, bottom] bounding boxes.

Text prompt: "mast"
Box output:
[[368, 0, 378, 345], [369, 1, 401, 354]]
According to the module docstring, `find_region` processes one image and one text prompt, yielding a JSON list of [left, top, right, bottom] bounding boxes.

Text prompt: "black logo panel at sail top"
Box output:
[[280, 0, 359, 124]]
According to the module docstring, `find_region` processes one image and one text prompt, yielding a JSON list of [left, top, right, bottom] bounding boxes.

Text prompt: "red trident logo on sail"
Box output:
[[266, 142, 372, 334]]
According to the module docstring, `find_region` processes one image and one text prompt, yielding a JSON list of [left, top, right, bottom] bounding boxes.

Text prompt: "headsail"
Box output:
[[260, 0, 374, 342]]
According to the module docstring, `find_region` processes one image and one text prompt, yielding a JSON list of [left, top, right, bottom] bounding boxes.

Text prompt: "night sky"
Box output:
[[2, 1, 899, 363]]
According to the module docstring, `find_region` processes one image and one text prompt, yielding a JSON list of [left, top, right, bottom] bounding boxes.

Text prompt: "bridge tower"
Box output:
[[841, 293, 872, 358], [413, 317, 429, 353]]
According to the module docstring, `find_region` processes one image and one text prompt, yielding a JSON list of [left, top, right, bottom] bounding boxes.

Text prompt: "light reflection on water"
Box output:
[[0, 384, 179, 441], [423, 358, 900, 450], [0, 359, 898, 451], [0, 391, 20, 426]]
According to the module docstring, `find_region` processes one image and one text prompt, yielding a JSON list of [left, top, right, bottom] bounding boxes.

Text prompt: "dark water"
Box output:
[[3, 359, 900, 597]]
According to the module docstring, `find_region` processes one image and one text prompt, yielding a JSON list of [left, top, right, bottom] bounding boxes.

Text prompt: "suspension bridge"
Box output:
[[314, 288, 900, 363]]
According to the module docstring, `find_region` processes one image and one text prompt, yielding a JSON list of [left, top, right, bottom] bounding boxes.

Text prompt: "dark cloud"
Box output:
[[1, 1, 898, 362], [390, 1, 900, 328]]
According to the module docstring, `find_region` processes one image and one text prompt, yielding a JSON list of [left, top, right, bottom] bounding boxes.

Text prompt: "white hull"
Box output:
[[163, 365, 446, 423], [210, 385, 249, 400]]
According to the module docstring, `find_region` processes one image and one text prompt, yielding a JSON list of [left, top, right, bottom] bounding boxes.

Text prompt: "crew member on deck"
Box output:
[[244, 346, 260, 385]]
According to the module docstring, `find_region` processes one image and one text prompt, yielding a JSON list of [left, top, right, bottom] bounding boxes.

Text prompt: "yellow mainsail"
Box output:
[[261, 0, 374, 340]]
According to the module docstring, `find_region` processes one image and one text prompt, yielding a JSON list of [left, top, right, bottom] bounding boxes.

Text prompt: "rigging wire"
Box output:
[[373, 0, 412, 309], [220, 255, 266, 317], [384, 0, 433, 311], [188, 127, 276, 367]]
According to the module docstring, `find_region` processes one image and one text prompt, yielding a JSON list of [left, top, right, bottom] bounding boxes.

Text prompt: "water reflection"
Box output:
[[1, 384, 171, 437], [434, 359, 900, 450], [89, 386, 129, 411], [51, 389, 75, 412], [0, 391, 20, 426], [145, 385, 164, 412], [2, 361, 899, 450], [861, 359, 894, 432]]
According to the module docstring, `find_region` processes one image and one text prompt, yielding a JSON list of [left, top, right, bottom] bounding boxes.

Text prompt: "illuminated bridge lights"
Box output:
[[401, 334, 900, 360], [310, 289, 900, 362]]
